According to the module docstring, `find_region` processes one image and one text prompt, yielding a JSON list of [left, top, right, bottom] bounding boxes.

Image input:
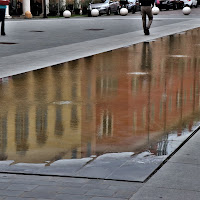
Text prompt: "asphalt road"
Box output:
[[0, 7, 200, 58]]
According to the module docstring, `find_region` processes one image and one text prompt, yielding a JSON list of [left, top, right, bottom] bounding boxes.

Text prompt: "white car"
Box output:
[[184, 0, 198, 7], [88, 0, 120, 16]]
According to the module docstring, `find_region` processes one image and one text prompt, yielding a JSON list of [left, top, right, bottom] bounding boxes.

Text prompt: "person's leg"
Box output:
[[146, 7, 153, 29], [141, 7, 147, 34], [0, 9, 5, 35]]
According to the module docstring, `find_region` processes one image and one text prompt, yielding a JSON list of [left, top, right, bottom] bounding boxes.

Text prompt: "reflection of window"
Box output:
[[159, 100, 163, 119], [0, 114, 7, 159], [71, 83, 77, 99], [36, 107, 48, 146], [71, 148, 77, 159], [142, 107, 146, 128], [99, 111, 113, 138], [176, 90, 181, 108], [70, 105, 79, 129], [184, 90, 187, 105], [132, 77, 139, 94], [15, 111, 29, 155], [55, 106, 63, 136], [151, 104, 155, 123], [133, 112, 137, 134], [87, 142, 91, 157], [190, 87, 193, 101], [86, 103, 93, 121], [96, 76, 118, 96], [199, 97, 200, 107], [168, 95, 172, 112]]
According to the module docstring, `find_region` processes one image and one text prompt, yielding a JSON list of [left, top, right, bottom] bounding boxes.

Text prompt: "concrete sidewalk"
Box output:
[[130, 129, 200, 200]]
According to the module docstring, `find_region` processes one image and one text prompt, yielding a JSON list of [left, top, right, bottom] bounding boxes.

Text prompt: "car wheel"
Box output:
[[107, 8, 111, 15]]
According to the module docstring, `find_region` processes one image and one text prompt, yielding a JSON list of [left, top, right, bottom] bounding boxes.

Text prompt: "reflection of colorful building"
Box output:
[[0, 29, 200, 163]]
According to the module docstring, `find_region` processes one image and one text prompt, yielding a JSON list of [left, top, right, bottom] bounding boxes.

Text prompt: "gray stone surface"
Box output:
[[145, 162, 200, 191], [130, 186, 200, 200], [106, 156, 166, 181], [130, 129, 200, 199]]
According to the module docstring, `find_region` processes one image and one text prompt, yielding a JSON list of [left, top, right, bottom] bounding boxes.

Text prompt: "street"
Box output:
[[1, 7, 200, 58]]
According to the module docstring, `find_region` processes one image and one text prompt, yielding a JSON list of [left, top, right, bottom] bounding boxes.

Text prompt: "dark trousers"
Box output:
[[0, 9, 5, 34], [141, 6, 153, 31]]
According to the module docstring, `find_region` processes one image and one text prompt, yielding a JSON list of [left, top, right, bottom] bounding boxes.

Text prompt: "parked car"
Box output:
[[183, 0, 198, 7], [119, 0, 136, 13], [135, 0, 141, 11], [88, 0, 120, 16], [156, 0, 183, 10]]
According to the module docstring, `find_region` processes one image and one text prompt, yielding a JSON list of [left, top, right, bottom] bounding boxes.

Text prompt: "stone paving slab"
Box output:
[[106, 156, 166, 182], [0, 152, 166, 182]]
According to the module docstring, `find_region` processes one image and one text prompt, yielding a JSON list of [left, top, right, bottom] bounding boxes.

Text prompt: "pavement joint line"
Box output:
[[0, 171, 143, 183]]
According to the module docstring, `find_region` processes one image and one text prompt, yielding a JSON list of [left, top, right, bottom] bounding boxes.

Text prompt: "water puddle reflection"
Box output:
[[0, 28, 200, 181]]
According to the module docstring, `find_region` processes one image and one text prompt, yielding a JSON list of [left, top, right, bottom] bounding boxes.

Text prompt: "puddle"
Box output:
[[0, 28, 200, 181]]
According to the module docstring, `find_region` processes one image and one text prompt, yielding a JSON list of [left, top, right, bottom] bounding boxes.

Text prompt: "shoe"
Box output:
[[1, 32, 6, 36], [145, 28, 150, 35]]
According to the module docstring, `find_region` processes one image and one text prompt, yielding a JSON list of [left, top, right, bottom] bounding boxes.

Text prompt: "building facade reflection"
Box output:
[[0, 29, 199, 163]]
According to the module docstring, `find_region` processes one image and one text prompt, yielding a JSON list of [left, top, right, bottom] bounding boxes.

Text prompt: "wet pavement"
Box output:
[[0, 8, 200, 200]]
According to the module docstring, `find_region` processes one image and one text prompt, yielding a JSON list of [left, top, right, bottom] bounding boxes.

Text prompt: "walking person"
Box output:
[[139, 0, 154, 35], [0, 4, 6, 36]]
